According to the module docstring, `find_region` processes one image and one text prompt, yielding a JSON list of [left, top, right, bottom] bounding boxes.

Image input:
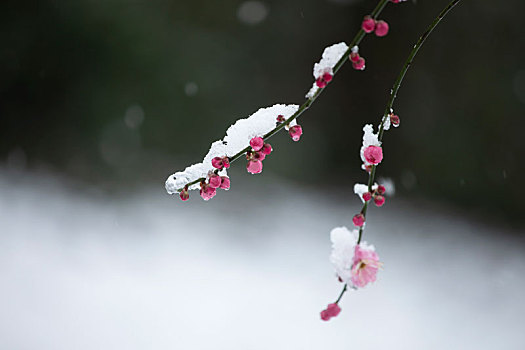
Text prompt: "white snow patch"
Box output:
[[305, 42, 349, 99], [165, 104, 298, 193]]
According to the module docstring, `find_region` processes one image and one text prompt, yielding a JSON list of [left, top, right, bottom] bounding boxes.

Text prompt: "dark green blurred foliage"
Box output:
[[1, 0, 524, 223]]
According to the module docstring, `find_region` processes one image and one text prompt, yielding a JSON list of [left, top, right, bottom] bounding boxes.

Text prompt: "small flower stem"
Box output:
[[335, 284, 348, 304], [176, 0, 390, 192]]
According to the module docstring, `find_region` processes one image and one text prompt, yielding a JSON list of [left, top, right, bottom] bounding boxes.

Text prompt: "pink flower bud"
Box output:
[[353, 213, 365, 227], [247, 160, 263, 174], [375, 20, 389, 37], [212, 156, 230, 169], [349, 52, 360, 63], [179, 188, 189, 201], [322, 72, 333, 83], [253, 151, 266, 161], [390, 114, 400, 127], [364, 145, 383, 165], [374, 195, 385, 207], [277, 115, 286, 123], [211, 157, 223, 169], [352, 57, 366, 71], [208, 174, 222, 188], [316, 77, 327, 88], [289, 125, 303, 142], [320, 303, 341, 321], [250, 137, 264, 151], [362, 192, 372, 201], [261, 143, 272, 155], [377, 185, 386, 195], [220, 176, 230, 190], [320, 310, 330, 321], [361, 15, 376, 33]]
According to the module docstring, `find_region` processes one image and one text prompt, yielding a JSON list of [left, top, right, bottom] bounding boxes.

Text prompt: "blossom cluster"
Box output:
[[321, 109, 401, 320]]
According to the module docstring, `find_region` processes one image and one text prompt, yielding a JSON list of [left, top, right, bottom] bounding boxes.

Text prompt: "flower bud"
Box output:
[[374, 195, 385, 207], [353, 213, 365, 227], [220, 176, 230, 190], [352, 57, 366, 71], [250, 137, 264, 151], [179, 188, 189, 201], [390, 114, 400, 127], [289, 125, 303, 142], [375, 20, 389, 37], [261, 143, 273, 155], [362, 15, 376, 33], [362, 192, 372, 202]]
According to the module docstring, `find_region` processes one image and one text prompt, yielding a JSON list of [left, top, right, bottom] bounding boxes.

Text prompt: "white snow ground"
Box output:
[[1, 169, 524, 350]]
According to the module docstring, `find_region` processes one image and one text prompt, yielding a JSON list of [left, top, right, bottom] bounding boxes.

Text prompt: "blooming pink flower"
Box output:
[[351, 244, 382, 288], [250, 137, 264, 151], [362, 15, 376, 33], [261, 143, 272, 155], [320, 303, 341, 321], [220, 176, 230, 190], [247, 160, 263, 174], [208, 174, 222, 189], [362, 192, 372, 202], [377, 185, 386, 195], [352, 57, 366, 71], [352, 213, 365, 227], [200, 183, 217, 201], [289, 125, 303, 142], [375, 20, 389, 37], [364, 145, 383, 165], [374, 195, 385, 207]]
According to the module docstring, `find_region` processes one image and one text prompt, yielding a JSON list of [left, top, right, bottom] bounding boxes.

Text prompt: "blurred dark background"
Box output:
[[1, 0, 524, 224]]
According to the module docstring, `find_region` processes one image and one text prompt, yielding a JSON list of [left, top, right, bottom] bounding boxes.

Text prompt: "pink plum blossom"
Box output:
[[247, 160, 263, 174], [364, 145, 383, 165], [350, 244, 382, 288], [200, 183, 217, 201], [362, 192, 372, 202], [208, 174, 222, 189]]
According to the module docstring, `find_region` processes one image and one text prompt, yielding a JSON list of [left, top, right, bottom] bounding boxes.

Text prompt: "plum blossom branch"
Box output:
[[330, 0, 462, 311], [168, 0, 391, 195]]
